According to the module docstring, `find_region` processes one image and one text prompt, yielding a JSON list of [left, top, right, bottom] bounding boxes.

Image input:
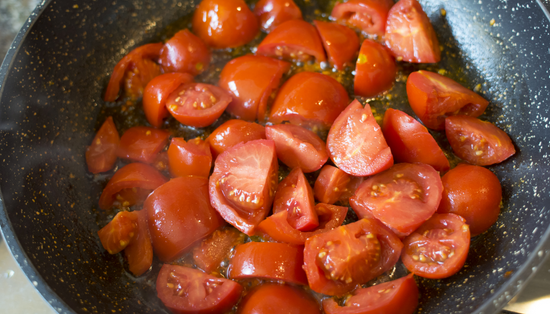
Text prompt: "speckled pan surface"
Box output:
[[0, 0, 549, 313]]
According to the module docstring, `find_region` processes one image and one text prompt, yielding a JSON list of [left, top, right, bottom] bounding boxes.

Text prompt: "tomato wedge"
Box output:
[[117, 126, 170, 164], [331, 0, 394, 38], [338, 176, 366, 206], [86, 117, 120, 174], [354, 39, 396, 98], [327, 99, 393, 176], [193, 227, 245, 273], [124, 209, 153, 276], [206, 119, 266, 159], [156, 264, 243, 314], [238, 283, 321, 314], [445, 115, 515, 166], [254, 0, 303, 32], [314, 165, 351, 205], [402, 213, 470, 279], [167, 137, 212, 178], [97, 211, 138, 254], [158, 29, 211, 76], [314, 20, 359, 70]]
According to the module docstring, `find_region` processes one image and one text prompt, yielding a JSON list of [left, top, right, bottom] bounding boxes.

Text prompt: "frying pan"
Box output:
[[1, 0, 549, 313]]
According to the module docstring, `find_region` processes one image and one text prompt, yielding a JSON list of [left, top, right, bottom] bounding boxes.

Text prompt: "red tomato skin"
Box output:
[[117, 126, 170, 164], [331, 0, 394, 38], [104, 43, 163, 102], [206, 119, 266, 159], [228, 242, 309, 285], [254, 0, 303, 32], [157, 265, 243, 314], [257, 203, 348, 245], [167, 137, 212, 178], [354, 39, 396, 98], [269, 72, 349, 130], [218, 55, 290, 121], [438, 164, 502, 236], [159, 29, 211, 76], [99, 163, 168, 210], [322, 274, 418, 314], [314, 165, 351, 205], [256, 19, 327, 62], [193, 227, 245, 273], [445, 115, 515, 166], [407, 70, 490, 130], [142, 73, 194, 127], [86, 117, 120, 174], [145, 176, 224, 262], [314, 20, 359, 70], [266, 124, 328, 173], [327, 99, 394, 176], [97, 211, 138, 255], [385, 0, 440, 63], [192, 0, 259, 49], [237, 283, 321, 314], [382, 108, 449, 171], [124, 209, 154, 277]]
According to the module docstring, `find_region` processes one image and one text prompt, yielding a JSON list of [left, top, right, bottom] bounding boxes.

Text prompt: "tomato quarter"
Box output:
[[124, 209, 154, 277], [254, 0, 303, 32], [206, 119, 266, 159], [117, 126, 170, 164], [314, 20, 359, 70], [86, 117, 120, 174], [314, 165, 351, 205], [98, 211, 138, 255], [354, 39, 396, 98], [167, 137, 212, 178], [331, 0, 394, 38], [237, 283, 320, 314], [159, 29, 211, 76], [193, 227, 245, 273]]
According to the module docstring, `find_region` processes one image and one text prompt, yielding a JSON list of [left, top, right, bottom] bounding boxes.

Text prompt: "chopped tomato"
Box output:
[[238, 283, 321, 314], [218, 55, 290, 121], [313, 20, 359, 70], [338, 176, 366, 206], [206, 119, 266, 159], [104, 43, 163, 102], [166, 82, 232, 127], [327, 99, 393, 176], [142, 73, 194, 127], [167, 137, 212, 178], [193, 227, 245, 273], [354, 39, 396, 98], [99, 163, 167, 210], [257, 203, 348, 245], [407, 70, 489, 130], [115, 187, 150, 208], [256, 20, 326, 62], [153, 151, 169, 172], [438, 164, 502, 236], [254, 0, 303, 32], [192, 0, 259, 49], [445, 115, 515, 166], [314, 165, 351, 205], [209, 140, 278, 235], [265, 124, 328, 173], [331, 0, 394, 38], [323, 274, 419, 314], [382, 108, 449, 171], [124, 209, 153, 276], [156, 264, 243, 314], [145, 176, 225, 262], [158, 29, 211, 76], [123, 58, 162, 100], [402, 213, 470, 279], [273, 167, 318, 231], [269, 72, 349, 130], [86, 117, 120, 174], [98, 211, 138, 254], [117, 126, 170, 164], [304, 218, 403, 296]]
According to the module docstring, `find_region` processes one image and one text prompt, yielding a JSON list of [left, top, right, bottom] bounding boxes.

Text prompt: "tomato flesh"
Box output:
[[206, 119, 266, 159], [354, 39, 396, 98], [331, 0, 394, 38], [237, 283, 320, 314], [124, 209, 154, 277], [254, 0, 303, 32], [314, 20, 359, 70], [314, 165, 351, 205], [159, 29, 211, 76], [98, 211, 138, 255], [86, 117, 120, 174], [193, 227, 245, 273], [117, 126, 170, 164], [167, 137, 212, 178]]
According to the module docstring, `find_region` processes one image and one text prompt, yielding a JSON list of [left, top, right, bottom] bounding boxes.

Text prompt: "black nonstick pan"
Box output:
[[1, 0, 549, 313]]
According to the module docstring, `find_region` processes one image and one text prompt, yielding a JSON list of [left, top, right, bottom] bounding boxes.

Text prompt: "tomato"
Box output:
[[193, 227, 245, 273], [322, 274, 419, 314], [192, 0, 259, 49], [265, 124, 328, 173], [256, 20, 326, 63], [382, 108, 449, 171], [331, 0, 394, 38], [117, 126, 170, 164], [228, 242, 308, 285], [142, 73, 194, 127], [304, 218, 403, 296], [354, 39, 396, 98], [406, 70, 489, 130], [104, 43, 163, 102], [99, 163, 167, 210], [437, 164, 502, 236], [124, 209, 154, 276], [327, 99, 393, 176], [166, 82, 232, 127], [209, 140, 278, 235], [445, 115, 515, 166], [159, 29, 211, 76], [97, 211, 138, 254], [114, 187, 151, 208], [153, 151, 169, 172], [156, 264, 243, 314], [86, 117, 120, 174], [269, 72, 349, 130], [338, 176, 366, 206], [218, 55, 290, 121], [314, 165, 351, 205], [206, 119, 266, 159], [237, 283, 320, 314], [384, 0, 440, 63], [167, 137, 212, 178], [313, 20, 359, 70], [257, 203, 348, 245], [146, 176, 224, 262], [402, 213, 470, 279], [254, 0, 303, 32]]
